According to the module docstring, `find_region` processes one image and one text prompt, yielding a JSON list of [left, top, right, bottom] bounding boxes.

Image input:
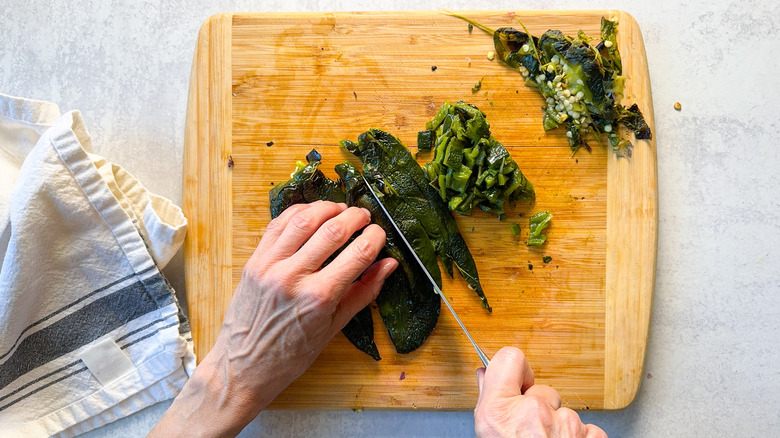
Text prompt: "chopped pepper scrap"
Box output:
[[528, 210, 552, 246], [421, 101, 535, 217], [449, 13, 652, 154], [417, 129, 435, 152], [471, 78, 483, 93]]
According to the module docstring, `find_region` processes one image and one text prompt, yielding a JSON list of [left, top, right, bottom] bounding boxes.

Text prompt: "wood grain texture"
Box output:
[[604, 11, 658, 409], [183, 10, 657, 411], [183, 13, 233, 364]]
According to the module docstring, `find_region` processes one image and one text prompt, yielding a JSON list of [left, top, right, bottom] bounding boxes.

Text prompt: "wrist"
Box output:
[[148, 342, 258, 437]]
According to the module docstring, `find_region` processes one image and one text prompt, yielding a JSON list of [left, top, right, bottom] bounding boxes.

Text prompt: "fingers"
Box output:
[[480, 347, 535, 402], [585, 424, 608, 438], [476, 367, 486, 396], [473, 346, 606, 438], [267, 201, 348, 260], [555, 408, 587, 436], [314, 223, 387, 292], [330, 257, 397, 331], [290, 207, 371, 272], [254, 202, 314, 257], [523, 384, 562, 410]]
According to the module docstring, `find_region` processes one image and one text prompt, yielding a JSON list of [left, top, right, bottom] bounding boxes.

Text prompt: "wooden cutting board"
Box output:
[[183, 10, 657, 411]]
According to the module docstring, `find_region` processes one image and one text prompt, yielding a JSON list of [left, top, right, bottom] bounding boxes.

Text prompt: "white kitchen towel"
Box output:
[[0, 93, 196, 437]]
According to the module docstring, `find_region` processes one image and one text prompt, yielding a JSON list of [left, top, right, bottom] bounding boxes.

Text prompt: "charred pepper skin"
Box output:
[[342, 129, 492, 312], [337, 162, 441, 354]]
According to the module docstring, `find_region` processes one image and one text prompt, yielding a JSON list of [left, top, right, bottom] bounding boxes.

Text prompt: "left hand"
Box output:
[[212, 201, 397, 411], [149, 201, 397, 437]]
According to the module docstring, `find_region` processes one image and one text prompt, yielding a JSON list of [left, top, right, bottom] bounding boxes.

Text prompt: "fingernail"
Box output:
[[362, 258, 396, 284], [380, 258, 398, 279], [476, 368, 485, 396], [361, 207, 371, 219]]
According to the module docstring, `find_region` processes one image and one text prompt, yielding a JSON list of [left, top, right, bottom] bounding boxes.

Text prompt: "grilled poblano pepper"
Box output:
[[422, 101, 535, 217], [269, 150, 380, 360], [269, 149, 346, 216], [336, 162, 441, 353], [342, 129, 492, 311], [450, 14, 652, 154]]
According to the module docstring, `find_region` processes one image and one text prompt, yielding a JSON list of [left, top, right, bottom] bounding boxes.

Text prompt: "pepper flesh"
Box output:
[[423, 101, 534, 217], [528, 210, 553, 246]]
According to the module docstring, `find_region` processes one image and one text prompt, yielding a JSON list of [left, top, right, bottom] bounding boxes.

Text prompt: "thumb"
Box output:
[[476, 367, 486, 398], [331, 257, 397, 331]]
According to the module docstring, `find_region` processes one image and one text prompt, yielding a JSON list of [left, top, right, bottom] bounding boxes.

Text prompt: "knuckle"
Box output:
[[265, 216, 286, 233], [350, 237, 377, 266], [321, 220, 348, 244], [275, 203, 306, 221], [242, 260, 272, 286], [290, 212, 315, 232], [524, 395, 546, 413], [241, 260, 262, 281], [348, 205, 370, 220], [557, 408, 582, 431], [304, 285, 337, 309], [367, 223, 386, 240], [243, 258, 289, 286], [523, 396, 554, 426], [499, 346, 526, 364]]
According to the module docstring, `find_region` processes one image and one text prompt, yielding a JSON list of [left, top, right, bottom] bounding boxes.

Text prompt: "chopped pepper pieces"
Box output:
[[422, 101, 534, 217]]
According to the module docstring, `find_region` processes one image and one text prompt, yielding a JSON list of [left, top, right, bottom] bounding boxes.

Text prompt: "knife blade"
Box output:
[[360, 174, 490, 367]]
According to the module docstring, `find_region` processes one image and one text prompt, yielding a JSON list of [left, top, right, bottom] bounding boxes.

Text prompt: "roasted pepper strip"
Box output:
[[336, 162, 441, 354], [342, 129, 492, 311]]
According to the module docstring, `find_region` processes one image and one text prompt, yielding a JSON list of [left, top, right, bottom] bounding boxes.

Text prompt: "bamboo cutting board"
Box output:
[[183, 10, 657, 411]]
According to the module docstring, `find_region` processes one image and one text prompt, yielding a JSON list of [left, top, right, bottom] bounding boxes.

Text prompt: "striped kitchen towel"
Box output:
[[0, 93, 196, 437]]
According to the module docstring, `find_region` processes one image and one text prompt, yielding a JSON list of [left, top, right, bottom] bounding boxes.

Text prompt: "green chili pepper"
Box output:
[[528, 211, 553, 246], [423, 101, 534, 218]]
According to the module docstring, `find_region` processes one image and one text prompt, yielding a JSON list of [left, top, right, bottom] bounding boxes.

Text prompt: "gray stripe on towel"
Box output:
[[0, 265, 156, 362], [0, 272, 174, 390], [0, 313, 180, 411]]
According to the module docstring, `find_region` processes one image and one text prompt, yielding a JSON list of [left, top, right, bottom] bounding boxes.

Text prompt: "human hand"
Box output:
[[474, 347, 607, 438], [150, 201, 397, 437], [213, 201, 396, 409]]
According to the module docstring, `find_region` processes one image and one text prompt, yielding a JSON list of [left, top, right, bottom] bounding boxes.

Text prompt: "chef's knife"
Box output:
[[360, 175, 490, 367]]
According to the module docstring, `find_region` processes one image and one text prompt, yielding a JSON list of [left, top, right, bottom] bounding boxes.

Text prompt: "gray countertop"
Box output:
[[2, 0, 778, 436]]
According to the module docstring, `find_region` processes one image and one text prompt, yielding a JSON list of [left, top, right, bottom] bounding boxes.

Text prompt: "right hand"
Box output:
[[474, 347, 607, 438]]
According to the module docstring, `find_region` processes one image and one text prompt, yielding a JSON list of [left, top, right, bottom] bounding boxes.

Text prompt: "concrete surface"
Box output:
[[1, 0, 778, 436]]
